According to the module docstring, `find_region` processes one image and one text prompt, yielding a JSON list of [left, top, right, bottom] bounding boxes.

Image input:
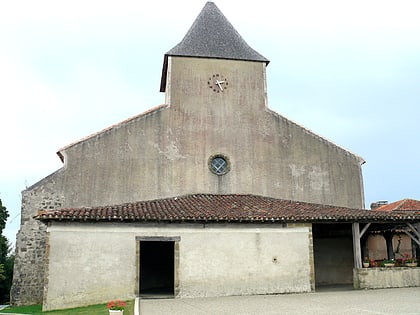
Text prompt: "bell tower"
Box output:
[[160, 2, 270, 111]]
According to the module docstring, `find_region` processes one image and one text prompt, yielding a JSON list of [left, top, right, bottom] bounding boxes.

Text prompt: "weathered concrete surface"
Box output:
[[354, 267, 420, 289], [42, 222, 312, 311], [139, 287, 420, 315]]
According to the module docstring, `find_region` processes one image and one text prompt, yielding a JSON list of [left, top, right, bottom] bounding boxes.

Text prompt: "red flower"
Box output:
[[107, 300, 126, 310]]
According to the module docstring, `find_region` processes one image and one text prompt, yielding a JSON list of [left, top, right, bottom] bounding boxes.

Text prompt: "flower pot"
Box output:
[[109, 310, 123, 315], [406, 263, 418, 267], [384, 263, 395, 267], [363, 262, 370, 268]]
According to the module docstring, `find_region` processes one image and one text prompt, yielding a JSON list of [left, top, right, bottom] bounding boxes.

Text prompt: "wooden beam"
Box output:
[[402, 230, 420, 246], [401, 223, 420, 246], [135, 236, 181, 242], [407, 223, 420, 239], [352, 222, 362, 268], [360, 223, 371, 238]]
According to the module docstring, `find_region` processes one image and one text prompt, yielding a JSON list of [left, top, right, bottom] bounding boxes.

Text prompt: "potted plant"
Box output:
[[381, 259, 395, 267], [107, 300, 126, 315], [405, 258, 418, 267], [363, 257, 370, 268]]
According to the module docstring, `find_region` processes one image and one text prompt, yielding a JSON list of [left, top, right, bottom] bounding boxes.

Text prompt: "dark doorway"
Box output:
[[312, 223, 354, 288], [139, 241, 174, 296]]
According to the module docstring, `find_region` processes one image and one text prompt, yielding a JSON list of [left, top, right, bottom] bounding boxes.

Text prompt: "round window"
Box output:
[[209, 154, 230, 175]]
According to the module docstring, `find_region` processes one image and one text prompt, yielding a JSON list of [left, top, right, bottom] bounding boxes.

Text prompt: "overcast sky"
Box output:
[[1, 0, 420, 245]]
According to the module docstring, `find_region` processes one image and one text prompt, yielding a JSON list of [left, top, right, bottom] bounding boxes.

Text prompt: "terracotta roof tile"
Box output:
[[36, 194, 420, 223], [374, 199, 420, 213]]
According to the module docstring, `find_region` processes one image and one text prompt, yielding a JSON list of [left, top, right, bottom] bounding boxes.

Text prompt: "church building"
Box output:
[[11, 2, 419, 311]]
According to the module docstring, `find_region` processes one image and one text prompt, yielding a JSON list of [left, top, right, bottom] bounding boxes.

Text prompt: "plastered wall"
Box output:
[[43, 223, 312, 311], [366, 234, 413, 260]]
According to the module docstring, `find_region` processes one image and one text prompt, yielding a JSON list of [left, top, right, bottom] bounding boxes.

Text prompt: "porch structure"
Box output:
[[352, 221, 420, 289]]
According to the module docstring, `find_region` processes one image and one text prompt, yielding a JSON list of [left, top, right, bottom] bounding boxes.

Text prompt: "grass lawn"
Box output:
[[0, 300, 134, 315]]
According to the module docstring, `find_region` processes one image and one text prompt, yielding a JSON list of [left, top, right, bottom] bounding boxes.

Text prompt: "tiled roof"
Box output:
[[374, 199, 420, 213], [36, 194, 420, 223]]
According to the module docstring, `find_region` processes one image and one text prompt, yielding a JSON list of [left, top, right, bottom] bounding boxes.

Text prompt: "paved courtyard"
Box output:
[[138, 287, 420, 315]]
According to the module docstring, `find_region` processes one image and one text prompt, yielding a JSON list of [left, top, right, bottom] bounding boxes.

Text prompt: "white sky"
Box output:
[[1, 0, 420, 245]]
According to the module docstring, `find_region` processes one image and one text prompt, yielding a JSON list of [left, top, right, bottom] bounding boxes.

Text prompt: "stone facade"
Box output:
[[11, 178, 64, 305]]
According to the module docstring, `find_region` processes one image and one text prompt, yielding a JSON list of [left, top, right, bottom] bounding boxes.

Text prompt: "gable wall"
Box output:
[[37, 57, 363, 210]]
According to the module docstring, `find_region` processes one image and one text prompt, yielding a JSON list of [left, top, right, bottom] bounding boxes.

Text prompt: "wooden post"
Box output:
[[383, 231, 395, 260], [352, 222, 362, 268]]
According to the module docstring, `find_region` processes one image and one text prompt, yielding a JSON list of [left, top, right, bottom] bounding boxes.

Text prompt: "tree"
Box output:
[[0, 199, 7, 232], [0, 264, 5, 281], [0, 198, 13, 303]]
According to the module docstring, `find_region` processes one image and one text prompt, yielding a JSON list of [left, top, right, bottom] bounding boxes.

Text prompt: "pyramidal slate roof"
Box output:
[[160, 2, 269, 92], [36, 194, 420, 223]]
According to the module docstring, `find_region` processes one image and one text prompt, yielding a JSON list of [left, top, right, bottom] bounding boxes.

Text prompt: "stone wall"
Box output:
[[10, 220, 46, 305], [10, 179, 64, 305], [354, 267, 420, 289]]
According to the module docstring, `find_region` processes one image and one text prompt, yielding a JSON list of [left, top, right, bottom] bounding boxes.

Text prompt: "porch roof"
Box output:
[[36, 194, 420, 224]]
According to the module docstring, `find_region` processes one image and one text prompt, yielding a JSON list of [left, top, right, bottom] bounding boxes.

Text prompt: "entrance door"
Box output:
[[139, 241, 174, 296]]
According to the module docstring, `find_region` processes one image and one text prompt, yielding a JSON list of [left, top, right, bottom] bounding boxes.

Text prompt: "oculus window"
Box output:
[[209, 154, 230, 175]]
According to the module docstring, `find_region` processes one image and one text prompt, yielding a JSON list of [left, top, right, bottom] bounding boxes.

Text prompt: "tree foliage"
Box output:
[[0, 198, 13, 303], [0, 264, 5, 281], [0, 199, 7, 232]]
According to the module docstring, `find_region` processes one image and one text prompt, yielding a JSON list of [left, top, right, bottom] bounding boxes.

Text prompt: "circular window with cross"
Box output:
[[208, 154, 230, 175]]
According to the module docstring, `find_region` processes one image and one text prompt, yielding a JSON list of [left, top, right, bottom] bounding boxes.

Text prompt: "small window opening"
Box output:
[[209, 154, 230, 175]]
